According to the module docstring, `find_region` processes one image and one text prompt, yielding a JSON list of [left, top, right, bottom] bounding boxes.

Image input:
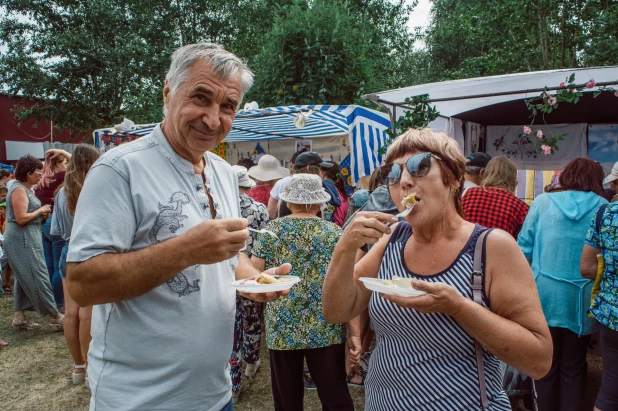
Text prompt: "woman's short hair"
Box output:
[[385, 128, 466, 217], [559, 158, 604, 195], [482, 157, 518, 193], [0, 169, 11, 179], [15, 155, 43, 182]]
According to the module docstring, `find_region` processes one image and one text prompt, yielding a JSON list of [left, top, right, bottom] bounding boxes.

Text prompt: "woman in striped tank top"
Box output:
[[323, 129, 553, 410]]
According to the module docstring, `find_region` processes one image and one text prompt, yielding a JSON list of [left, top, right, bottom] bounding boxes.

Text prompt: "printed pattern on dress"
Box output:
[[586, 203, 618, 331], [251, 217, 345, 350]]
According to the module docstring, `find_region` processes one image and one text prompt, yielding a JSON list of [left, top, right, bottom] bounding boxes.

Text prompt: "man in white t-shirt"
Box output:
[[66, 43, 291, 411], [462, 152, 492, 197]]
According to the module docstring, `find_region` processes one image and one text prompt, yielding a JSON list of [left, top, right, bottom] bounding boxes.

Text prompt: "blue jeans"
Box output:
[[59, 242, 68, 279], [41, 216, 65, 307], [220, 400, 233, 411]]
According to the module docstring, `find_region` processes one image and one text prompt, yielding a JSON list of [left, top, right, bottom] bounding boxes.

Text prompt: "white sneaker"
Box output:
[[72, 364, 87, 385], [245, 359, 261, 377]]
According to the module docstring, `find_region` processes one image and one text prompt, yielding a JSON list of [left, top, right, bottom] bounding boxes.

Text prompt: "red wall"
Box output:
[[0, 94, 76, 164]]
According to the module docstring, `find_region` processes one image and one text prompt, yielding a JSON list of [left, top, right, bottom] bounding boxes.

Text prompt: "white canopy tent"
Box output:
[[364, 66, 618, 201]]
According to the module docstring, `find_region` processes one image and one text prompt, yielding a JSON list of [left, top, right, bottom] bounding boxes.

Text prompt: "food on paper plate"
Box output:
[[240, 273, 294, 285], [401, 193, 418, 208], [376, 276, 415, 289]]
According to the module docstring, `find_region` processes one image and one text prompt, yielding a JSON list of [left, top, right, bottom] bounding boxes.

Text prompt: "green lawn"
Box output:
[[0, 293, 365, 410]]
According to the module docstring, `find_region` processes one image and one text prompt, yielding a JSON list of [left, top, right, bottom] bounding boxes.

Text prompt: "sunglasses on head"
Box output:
[[380, 152, 442, 186]]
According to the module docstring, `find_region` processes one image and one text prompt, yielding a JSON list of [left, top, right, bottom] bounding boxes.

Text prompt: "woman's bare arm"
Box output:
[[322, 212, 397, 324], [11, 187, 49, 226], [383, 229, 552, 379], [580, 244, 600, 280]]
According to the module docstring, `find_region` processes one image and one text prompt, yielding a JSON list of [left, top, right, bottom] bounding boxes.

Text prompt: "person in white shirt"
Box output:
[[66, 43, 291, 411]]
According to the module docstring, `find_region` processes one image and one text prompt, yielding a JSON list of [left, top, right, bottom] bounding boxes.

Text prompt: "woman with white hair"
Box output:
[[251, 174, 355, 411]]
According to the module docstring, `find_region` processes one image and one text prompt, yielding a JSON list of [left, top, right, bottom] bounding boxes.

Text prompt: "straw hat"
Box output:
[[280, 174, 331, 205], [248, 155, 290, 182], [232, 165, 256, 188], [603, 161, 618, 185]]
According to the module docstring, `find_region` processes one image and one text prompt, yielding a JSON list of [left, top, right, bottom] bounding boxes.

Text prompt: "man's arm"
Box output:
[[66, 163, 248, 306]]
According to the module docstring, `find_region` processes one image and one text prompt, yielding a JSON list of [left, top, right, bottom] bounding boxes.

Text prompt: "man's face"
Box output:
[[162, 60, 243, 162], [0, 177, 9, 185]]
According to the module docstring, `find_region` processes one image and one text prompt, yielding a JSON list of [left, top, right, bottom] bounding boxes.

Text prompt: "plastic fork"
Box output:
[[247, 227, 279, 239], [395, 203, 417, 219]]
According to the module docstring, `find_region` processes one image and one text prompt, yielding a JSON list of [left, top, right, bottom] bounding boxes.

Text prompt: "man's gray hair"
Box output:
[[465, 165, 484, 175], [164, 43, 254, 115]]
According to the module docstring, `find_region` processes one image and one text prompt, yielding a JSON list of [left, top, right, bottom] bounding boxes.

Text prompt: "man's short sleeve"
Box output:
[[67, 164, 137, 263]]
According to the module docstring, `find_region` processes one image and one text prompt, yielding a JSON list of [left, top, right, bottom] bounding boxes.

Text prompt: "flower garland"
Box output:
[[523, 74, 617, 155]]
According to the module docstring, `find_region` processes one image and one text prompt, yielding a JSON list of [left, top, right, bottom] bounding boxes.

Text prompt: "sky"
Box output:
[[408, 0, 432, 32]]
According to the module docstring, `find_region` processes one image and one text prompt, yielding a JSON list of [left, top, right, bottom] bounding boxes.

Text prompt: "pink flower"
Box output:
[[541, 145, 552, 155], [537, 130, 544, 139], [586, 79, 596, 89], [523, 126, 532, 134], [548, 96, 557, 106], [559, 82, 565, 88]]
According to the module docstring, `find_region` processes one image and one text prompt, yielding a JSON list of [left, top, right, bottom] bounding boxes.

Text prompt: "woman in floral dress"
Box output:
[[251, 174, 355, 411]]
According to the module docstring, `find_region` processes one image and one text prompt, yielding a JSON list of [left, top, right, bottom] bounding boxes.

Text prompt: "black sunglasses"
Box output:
[[380, 152, 442, 186]]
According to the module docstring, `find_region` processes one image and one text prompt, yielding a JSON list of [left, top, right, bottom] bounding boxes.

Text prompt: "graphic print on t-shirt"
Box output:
[[148, 191, 200, 297]]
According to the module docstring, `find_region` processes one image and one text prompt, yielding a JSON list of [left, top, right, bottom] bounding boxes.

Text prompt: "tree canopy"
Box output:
[[0, 0, 616, 138]]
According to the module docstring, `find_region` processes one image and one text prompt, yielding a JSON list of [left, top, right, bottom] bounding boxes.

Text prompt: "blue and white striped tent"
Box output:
[[93, 105, 391, 184]]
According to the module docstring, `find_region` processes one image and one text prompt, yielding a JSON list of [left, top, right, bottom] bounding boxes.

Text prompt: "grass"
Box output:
[[1, 291, 604, 411], [0, 293, 365, 410]]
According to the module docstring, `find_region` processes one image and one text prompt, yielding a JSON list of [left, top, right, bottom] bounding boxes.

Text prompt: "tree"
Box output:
[[247, 0, 415, 106], [422, 0, 618, 83]]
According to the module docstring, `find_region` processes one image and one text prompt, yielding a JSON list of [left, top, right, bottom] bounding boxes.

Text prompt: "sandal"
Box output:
[[346, 369, 365, 387], [72, 364, 87, 385], [12, 319, 40, 330]]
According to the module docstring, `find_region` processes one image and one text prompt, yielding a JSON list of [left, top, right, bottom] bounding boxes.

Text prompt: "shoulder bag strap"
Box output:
[[596, 203, 608, 235], [471, 228, 492, 410]]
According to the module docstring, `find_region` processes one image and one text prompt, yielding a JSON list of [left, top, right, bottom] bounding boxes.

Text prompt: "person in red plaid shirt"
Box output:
[[462, 156, 529, 238]]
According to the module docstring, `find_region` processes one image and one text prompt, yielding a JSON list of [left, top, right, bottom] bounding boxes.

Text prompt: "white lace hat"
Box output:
[[232, 165, 256, 188], [279, 174, 331, 205], [248, 154, 290, 182]]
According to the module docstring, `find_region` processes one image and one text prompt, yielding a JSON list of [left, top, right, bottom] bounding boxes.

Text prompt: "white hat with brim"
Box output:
[[248, 154, 290, 182], [603, 161, 618, 184], [280, 174, 331, 205], [232, 165, 257, 188]]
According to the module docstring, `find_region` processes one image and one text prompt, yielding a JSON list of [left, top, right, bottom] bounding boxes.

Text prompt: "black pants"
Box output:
[[535, 326, 592, 411], [596, 324, 618, 411], [269, 343, 354, 411]]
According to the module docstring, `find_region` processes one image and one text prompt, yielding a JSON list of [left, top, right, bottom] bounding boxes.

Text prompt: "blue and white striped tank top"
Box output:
[[366, 223, 511, 410]]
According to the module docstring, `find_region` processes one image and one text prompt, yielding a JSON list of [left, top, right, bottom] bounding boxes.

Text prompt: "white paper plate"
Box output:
[[359, 277, 427, 297], [231, 275, 301, 293]]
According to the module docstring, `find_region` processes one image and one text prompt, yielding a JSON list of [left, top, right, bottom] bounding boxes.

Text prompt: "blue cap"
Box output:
[[350, 189, 370, 208]]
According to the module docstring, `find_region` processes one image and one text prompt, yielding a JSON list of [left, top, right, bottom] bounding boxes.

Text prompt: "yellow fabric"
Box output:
[[525, 170, 535, 206], [543, 171, 554, 188], [589, 253, 604, 318]]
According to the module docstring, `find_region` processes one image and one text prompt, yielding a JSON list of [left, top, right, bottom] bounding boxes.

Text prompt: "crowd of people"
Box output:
[[0, 42, 617, 411]]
